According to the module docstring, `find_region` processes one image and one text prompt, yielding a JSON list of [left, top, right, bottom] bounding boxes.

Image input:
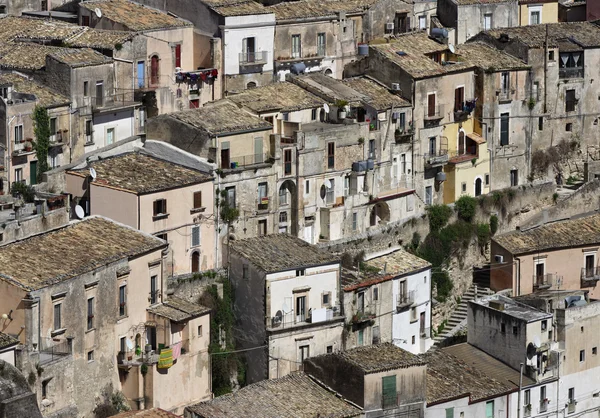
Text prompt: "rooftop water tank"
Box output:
[[358, 43, 369, 56]]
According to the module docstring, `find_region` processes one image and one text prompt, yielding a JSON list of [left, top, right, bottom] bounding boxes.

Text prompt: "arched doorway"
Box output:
[[369, 201, 391, 226], [475, 178, 482, 196], [191, 251, 200, 273], [150, 55, 159, 85], [247, 81, 257, 89], [324, 68, 333, 77], [279, 180, 298, 236], [458, 130, 466, 155]]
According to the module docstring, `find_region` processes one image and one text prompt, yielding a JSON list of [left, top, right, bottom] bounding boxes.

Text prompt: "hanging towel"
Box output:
[[158, 347, 173, 369], [171, 341, 182, 361]]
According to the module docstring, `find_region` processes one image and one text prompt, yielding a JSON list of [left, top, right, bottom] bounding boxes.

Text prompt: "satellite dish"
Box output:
[[448, 43, 455, 54], [75, 205, 85, 219], [126, 339, 134, 350], [326, 179, 333, 189], [275, 310, 283, 321], [527, 342, 536, 360], [320, 184, 326, 199], [323, 103, 330, 113], [282, 302, 289, 313], [94, 7, 102, 18], [533, 335, 541, 348], [89, 167, 97, 180]]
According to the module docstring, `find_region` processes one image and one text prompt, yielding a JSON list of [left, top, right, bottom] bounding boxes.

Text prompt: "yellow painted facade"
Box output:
[[519, 2, 558, 26], [442, 118, 490, 204]]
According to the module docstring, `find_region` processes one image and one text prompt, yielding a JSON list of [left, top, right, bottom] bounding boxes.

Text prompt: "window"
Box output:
[[95, 81, 104, 107], [485, 174, 490, 186], [317, 32, 326, 56], [279, 186, 288, 205], [291, 34, 301, 58], [568, 387, 575, 402], [327, 142, 335, 169], [87, 298, 94, 330], [529, 8, 541, 25], [305, 180, 310, 194], [243, 264, 249, 280], [225, 187, 236, 208], [279, 211, 287, 224], [500, 113, 509, 146], [454, 86, 465, 112], [343, 176, 350, 197], [14, 124, 23, 143], [548, 50, 554, 61], [174, 44, 181, 69], [120, 336, 126, 353], [150, 55, 159, 85], [193, 191, 203, 209], [284, 149, 292, 175], [358, 329, 364, 345], [593, 347, 597, 355], [119, 285, 127, 316], [427, 93, 436, 117], [418, 15, 426, 30], [510, 169, 518, 187], [149, 275, 158, 304], [14, 168, 22, 183], [412, 335, 415, 344], [42, 379, 50, 399], [106, 127, 114, 145], [401, 153, 406, 174], [533, 81, 540, 100], [85, 120, 93, 143], [191, 226, 200, 247], [513, 325, 518, 335], [539, 117, 544, 130], [53, 303, 62, 330], [484, 13, 492, 30], [580, 349, 585, 362], [258, 219, 267, 236], [197, 325, 203, 336], [429, 136, 436, 155], [425, 186, 432, 205], [398, 112, 406, 131], [49, 117, 57, 140], [322, 292, 330, 306], [352, 212, 358, 231], [325, 178, 335, 205], [382, 375, 397, 409], [311, 108, 317, 120], [369, 139, 375, 159], [357, 291, 365, 312], [153, 199, 167, 217], [258, 182, 268, 208], [541, 320, 547, 331], [501, 323, 506, 333], [501, 72, 509, 94], [585, 254, 595, 277], [446, 408, 454, 418], [560, 52, 583, 79], [486, 400, 494, 418], [461, 182, 466, 193], [82, 15, 89, 25], [372, 325, 380, 344], [410, 307, 417, 322], [566, 89, 576, 112], [84, 81, 89, 97], [524, 389, 530, 405], [296, 295, 306, 322], [326, 345, 333, 353], [299, 345, 310, 362], [540, 385, 546, 401], [566, 123, 573, 132], [373, 287, 379, 301], [87, 350, 94, 362]]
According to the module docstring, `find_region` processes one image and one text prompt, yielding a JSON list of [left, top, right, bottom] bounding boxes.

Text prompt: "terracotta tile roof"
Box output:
[[231, 234, 339, 273], [0, 217, 166, 291], [455, 0, 514, 4], [371, 32, 474, 79], [65, 27, 133, 49], [328, 343, 425, 373], [455, 42, 529, 71], [293, 73, 364, 106], [268, 0, 378, 20], [68, 152, 211, 194], [48, 47, 112, 68], [206, 0, 272, 16], [493, 212, 600, 255], [228, 81, 323, 113], [422, 346, 517, 405], [186, 372, 361, 418], [342, 77, 411, 110], [113, 408, 179, 418], [80, 0, 192, 31], [165, 99, 272, 136], [147, 296, 210, 322], [0, 332, 18, 350], [367, 249, 430, 277], [0, 15, 82, 43], [483, 22, 600, 48], [0, 43, 69, 71], [0, 73, 70, 108]]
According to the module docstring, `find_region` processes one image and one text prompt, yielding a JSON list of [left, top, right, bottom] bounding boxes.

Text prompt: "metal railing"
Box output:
[[567, 401, 576, 414], [39, 338, 71, 365], [523, 404, 532, 417], [420, 327, 430, 338], [539, 399, 548, 413], [559, 67, 584, 79], [581, 266, 600, 282], [424, 104, 443, 119], [257, 197, 269, 211], [270, 306, 338, 329], [239, 51, 268, 65], [423, 150, 449, 166], [397, 290, 415, 311], [225, 153, 270, 170], [533, 274, 553, 289]]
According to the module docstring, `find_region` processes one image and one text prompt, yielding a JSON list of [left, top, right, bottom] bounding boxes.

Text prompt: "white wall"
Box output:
[[426, 393, 515, 418], [88, 108, 136, 152], [223, 14, 275, 75], [0, 348, 15, 366], [392, 268, 433, 354]]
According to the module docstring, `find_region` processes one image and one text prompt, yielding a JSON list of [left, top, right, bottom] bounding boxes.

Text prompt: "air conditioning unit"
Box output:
[[494, 255, 504, 263], [386, 22, 394, 31], [391, 83, 401, 91]]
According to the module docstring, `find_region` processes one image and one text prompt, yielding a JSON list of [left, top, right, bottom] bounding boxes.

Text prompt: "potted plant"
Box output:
[[335, 99, 349, 119]]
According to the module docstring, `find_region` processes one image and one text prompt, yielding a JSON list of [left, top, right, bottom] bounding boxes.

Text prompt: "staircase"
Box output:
[[434, 282, 494, 346]]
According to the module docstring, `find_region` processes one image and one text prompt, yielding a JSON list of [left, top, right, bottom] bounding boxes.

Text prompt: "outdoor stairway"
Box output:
[[433, 283, 494, 346]]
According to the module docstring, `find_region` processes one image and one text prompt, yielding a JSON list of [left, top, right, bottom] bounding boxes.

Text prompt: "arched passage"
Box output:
[[279, 179, 298, 236], [370, 201, 391, 226]]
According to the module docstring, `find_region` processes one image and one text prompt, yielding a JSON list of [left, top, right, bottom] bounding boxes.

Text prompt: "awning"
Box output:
[[467, 132, 486, 144]]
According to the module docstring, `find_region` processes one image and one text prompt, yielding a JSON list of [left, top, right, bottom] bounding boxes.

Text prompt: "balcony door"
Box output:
[[427, 94, 436, 117], [243, 37, 255, 63], [586, 254, 595, 277], [454, 87, 464, 112], [296, 295, 306, 322], [137, 61, 145, 88], [535, 263, 545, 285]]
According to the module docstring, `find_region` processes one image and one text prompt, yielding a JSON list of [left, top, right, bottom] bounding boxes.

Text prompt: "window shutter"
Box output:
[[192, 226, 200, 247], [382, 376, 397, 409], [194, 192, 202, 209]]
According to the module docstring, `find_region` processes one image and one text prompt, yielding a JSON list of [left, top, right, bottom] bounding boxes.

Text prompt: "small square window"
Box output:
[[87, 350, 94, 362], [501, 323, 506, 333], [412, 335, 415, 344], [153, 198, 167, 216], [326, 345, 333, 353], [593, 347, 597, 355], [548, 50, 554, 61], [539, 116, 544, 130], [42, 379, 51, 399], [580, 349, 585, 362], [485, 174, 490, 186], [322, 292, 330, 306], [566, 123, 573, 132], [541, 320, 547, 331], [461, 182, 466, 193], [198, 325, 203, 337], [296, 269, 305, 276]]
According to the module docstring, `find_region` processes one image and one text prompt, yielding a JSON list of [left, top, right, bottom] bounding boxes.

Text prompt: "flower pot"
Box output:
[[127, 355, 133, 361], [338, 111, 347, 120]]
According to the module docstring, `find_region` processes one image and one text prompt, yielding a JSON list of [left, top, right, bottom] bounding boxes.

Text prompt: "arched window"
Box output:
[[150, 55, 159, 86], [458, 130, 466, 155], [247, 81, 257, 89], [191, 251, 200, 273]]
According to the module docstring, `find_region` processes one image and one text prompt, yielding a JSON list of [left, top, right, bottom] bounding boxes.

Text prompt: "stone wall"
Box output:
[[167, 271, 224, 303]]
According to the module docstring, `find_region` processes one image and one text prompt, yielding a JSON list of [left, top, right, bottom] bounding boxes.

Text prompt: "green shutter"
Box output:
[[445, 407, 454, 418], [486, 401, 494, 418], [382, 375, 397, 409]]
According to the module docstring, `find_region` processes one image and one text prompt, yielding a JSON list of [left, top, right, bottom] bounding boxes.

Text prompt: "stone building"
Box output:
[[518, 0, 558, 26], [491, 212, 600, 298], [0, 72, 72, 189], [304, 343, 427, 418], [0, 217, 211, 416], [64, 152, 215, 276], [229, 234, 344, 383], [0, 359, 43, 418], [436, 0, 519, 45], [341, 249, 433, 354]]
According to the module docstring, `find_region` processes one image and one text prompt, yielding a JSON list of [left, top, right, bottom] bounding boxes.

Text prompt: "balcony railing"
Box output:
[[239, 51, 268, 65], [257, 197, 269, 211], [448, 147, 478, 164], [539, 399, 548, 413], [420, 327, 430, 338], [424, 150, 449, 167], [533, 274, 553, 290], [39, 338, 72, 365], [352, 310, 376, 324], [581, 267, 600, 284], [224, 153, 271, 170], [269, 306, 339, 329], [424, 104, 443, 120], [567, 401, 576, 414], [523, 404, 532, 417], [397, 290, 415, 312], [453, 109, 470, 122], [559, 67, 584, 79]]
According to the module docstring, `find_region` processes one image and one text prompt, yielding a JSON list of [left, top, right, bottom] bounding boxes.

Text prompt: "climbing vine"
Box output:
[[32, 105, 50, 183]]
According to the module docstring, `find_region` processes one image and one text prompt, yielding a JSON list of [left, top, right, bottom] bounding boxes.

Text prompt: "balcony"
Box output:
[[448, 146, 478, 164], [423, 105, 444, 126], [559, 67, 583, 79], [352, 310, 376, 324], [567, 400, 576, 414], [239, 51, 268, 71], [39, 338, 72, 365], [453, 109, 470, 122], [539, 399, 548, 413], [257, 197, 269, 212], [581, 267, 600, 286], [424, 150, 449, 167], [269, 306, 340, 330], [533, 274, 553, 290], [397, 290, 414, 312], [222, 153, 272, 171], [49, 130, 68, 147], [395, 128, 413, 144]]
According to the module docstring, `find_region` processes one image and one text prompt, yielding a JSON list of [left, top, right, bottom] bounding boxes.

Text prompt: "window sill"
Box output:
[[117, 315, 128, 323], [190, 207, 206, 214], [84, 142, 95, 146], [410, 319, 418, 324], [85, 328, 96, 334], [153, 213, 169, 221], [51, 328, 67, 337]]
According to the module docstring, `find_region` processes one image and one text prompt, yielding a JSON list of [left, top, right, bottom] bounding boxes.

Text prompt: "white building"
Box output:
[[342, 249, 433, 354], [229, 234, 344, 383], [0, 332, 18, 366]]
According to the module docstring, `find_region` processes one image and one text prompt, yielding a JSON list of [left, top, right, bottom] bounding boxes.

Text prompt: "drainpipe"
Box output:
[[215, 170, 220, 269], [543, 24, 548, 114], [6, 115, 16, 190], [515, 256, 521, 297], [517, 362, 523, 418]]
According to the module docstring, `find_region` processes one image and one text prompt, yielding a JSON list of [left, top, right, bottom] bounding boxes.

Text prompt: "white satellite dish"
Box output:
[[323, 103, 330, 113], [75, 205, 85, 219], [448, 43, 456, 54], [89, 167, 97, 180], [126, 338, 134, 350], [282, 302, 289, 313], [533, 335, 541, 348], [326, 179, 333, 189], [94, 7, 102, 18]]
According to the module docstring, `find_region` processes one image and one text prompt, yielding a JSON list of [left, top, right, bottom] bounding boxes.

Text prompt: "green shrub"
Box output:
[[11, 181, 35, 203], [427, 204, 453, 232], [490, 214, 499, 235], [476, 223, 491, 246], [553, 192, 559, 204], [455, 195, 477, 223]]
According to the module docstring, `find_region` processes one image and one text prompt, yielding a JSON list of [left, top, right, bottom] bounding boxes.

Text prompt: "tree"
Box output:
[[32, 106, 50, 183]]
